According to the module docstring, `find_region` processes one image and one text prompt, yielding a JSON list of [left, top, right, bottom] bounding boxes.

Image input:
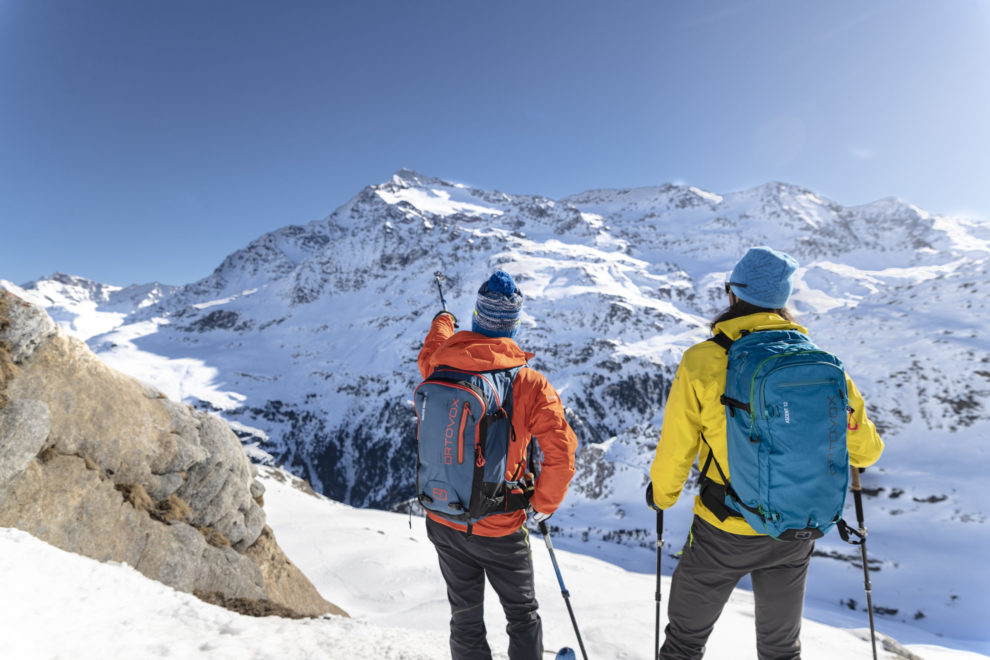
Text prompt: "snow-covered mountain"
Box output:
[[4, 169, 989, 653]]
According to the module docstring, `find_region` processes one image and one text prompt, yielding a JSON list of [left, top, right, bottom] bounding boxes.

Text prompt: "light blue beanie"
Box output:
[[472, 271, 523, 338], [728, 246, 798, 309]]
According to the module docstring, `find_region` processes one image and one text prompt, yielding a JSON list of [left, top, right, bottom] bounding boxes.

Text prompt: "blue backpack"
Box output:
[[700, 329, 851, 540], [414, 365, 533, 533]]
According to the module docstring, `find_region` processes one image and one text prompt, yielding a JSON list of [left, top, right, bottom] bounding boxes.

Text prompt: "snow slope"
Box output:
[[1, 468, 985, 660]]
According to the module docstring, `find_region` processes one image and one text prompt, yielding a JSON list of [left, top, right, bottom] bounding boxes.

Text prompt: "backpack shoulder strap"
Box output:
[[490, 364, 523, 406], [708, 331, 734, 352], [708, 333, 751, 415]]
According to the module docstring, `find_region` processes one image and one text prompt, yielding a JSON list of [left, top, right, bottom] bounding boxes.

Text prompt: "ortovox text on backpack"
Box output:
[[700, 329, 851, 540], [414, 365, 533, 532]]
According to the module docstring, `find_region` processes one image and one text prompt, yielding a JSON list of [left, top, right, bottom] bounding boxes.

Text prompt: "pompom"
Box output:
[[487, 270, 516, 295]]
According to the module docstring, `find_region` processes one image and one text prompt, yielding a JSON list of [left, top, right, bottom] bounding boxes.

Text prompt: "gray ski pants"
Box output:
[[426, 517, 543, 660], [660, 516, 814, 660]]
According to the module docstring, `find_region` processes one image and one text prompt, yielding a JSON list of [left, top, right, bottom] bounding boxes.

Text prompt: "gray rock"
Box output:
[[0, 399, 51, 502], [177, 412, 262, 549], [0, 293, 56, 364], [250, 476, 266, 500]]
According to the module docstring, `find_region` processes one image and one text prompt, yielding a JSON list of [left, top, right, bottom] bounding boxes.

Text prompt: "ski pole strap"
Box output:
[[837, 519, 865, 545]]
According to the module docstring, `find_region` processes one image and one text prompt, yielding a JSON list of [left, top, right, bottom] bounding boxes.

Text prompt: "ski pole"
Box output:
[[434, 271, 448, 311], [646, 484, 663, 659], [538, 521, 589, 660], [850, 467, 878, 660], [655, 508, 663, 660]]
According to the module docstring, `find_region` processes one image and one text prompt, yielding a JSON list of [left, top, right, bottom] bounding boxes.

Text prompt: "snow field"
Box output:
[[0, 468, 985, 659]]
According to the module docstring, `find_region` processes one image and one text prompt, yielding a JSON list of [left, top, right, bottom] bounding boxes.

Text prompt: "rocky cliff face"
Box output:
[[0, 291, 343, 618]]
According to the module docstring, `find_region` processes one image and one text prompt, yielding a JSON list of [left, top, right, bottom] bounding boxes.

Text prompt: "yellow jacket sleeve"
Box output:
[[845, 374, 884, 467], [649, 357, 704, 509]]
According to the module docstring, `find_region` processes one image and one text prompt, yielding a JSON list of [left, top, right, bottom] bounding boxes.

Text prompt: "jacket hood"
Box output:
[[426, 331, 533, 373], [713, 312, 808, 340]]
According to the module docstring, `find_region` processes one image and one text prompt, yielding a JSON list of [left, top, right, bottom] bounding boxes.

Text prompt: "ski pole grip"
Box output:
[[850, 466, 866, 524], [850, 466, 862, 491]]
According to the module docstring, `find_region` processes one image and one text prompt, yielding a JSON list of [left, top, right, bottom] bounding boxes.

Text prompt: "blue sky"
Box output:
[[2, 0, 989, 286]]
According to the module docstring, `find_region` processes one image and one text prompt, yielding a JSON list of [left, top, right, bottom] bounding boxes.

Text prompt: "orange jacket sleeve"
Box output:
[[514, 367, 577, 515], [418, 313, 456, 379]]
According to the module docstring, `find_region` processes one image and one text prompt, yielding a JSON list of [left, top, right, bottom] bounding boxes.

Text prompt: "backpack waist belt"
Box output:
[[699, 478, 743, 522]]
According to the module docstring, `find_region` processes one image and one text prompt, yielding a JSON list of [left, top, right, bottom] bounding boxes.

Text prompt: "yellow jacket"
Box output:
[[649, 312, 884, 536]]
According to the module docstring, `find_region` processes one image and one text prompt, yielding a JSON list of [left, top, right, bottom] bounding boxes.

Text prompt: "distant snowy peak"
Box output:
[[0, 273, 178, 340], [36, 272, 121, 303], [374, 180, 505, 220], [561, 182, 725, 216], [388, 168, 453, 189], [8, 272, 176, 309], [8, 172, 987, 317]]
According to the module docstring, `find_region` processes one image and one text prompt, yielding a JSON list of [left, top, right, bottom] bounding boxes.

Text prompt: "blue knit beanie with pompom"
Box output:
[[472, 271, 524, 338]]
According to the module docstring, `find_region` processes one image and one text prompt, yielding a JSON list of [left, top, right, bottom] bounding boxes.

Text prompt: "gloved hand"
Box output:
[[528, 506, 551, 523], [645, 482, 662, 512], [433, 310, 459, 327]]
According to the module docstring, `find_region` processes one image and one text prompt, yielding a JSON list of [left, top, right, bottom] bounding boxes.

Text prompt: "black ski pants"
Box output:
[[426, 517, 543, 660], [660, 516, 814, 660]]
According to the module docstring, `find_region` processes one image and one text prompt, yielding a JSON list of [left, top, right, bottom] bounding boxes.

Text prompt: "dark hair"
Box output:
[[710, 299, 796, 331]]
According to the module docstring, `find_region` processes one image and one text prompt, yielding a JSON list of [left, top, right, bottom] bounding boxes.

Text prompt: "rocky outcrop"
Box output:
[[244, 525, 347, 617], [0, 291, 343, 617]]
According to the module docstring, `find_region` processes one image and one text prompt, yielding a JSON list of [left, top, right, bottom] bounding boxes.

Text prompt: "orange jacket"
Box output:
[[417, 313, 577, 537]]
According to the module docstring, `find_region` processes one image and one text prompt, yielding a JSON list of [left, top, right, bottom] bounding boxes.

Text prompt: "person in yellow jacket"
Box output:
[[648, 246, 884, 660]]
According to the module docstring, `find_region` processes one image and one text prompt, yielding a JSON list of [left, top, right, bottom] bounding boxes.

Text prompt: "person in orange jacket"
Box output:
[[418, 270, 578, 660]]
